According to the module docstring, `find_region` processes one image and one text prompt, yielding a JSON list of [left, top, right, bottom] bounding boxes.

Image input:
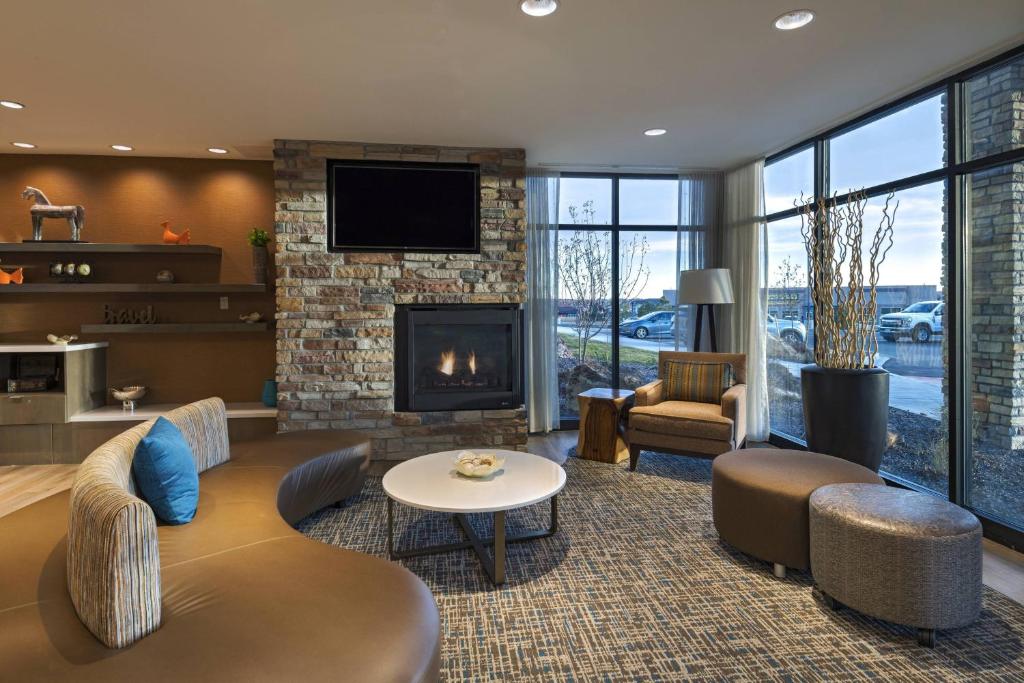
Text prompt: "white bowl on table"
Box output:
[[453, 450, 506, 478]]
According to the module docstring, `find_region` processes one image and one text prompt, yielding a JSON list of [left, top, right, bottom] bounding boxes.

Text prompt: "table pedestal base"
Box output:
[[387, 496, 558, 585]]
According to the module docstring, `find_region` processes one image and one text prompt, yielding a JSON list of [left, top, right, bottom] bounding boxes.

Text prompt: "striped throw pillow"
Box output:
[[662, 360, 734, 405]]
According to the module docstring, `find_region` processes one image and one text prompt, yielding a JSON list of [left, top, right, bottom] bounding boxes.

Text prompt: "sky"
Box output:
[[557, 92, 947, 299]]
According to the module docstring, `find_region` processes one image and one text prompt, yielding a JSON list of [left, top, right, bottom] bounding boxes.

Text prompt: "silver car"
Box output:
[[767, 314, 807, 349], [619, 311, 676, 339]]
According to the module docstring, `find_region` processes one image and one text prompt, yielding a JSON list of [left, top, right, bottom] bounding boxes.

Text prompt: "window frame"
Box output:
[[557, 172, 694, 427], [763, 143, 816, 216], [763, 42, 1024, 550]]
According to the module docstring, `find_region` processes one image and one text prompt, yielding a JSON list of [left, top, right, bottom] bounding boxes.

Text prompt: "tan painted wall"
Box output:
[[0, 155, 276, 404]]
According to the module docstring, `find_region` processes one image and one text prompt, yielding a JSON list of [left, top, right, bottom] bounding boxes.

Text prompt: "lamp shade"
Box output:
[[678, 268, 734, 305]]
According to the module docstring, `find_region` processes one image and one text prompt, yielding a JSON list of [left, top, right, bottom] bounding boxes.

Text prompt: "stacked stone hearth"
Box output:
[[273, 140, 527, 460]]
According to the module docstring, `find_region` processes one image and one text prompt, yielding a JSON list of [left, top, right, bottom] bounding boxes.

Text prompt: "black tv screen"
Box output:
[[327, 159, 480, 253]]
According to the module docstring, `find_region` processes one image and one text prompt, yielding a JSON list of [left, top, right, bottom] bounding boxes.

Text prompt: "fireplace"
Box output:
[[394, 304, 523, 412]]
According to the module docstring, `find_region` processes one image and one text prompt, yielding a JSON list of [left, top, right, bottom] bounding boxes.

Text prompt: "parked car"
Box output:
[[767, 314, 807, 349], [619, 311, 676, 339], [878, 301, 944, 343]]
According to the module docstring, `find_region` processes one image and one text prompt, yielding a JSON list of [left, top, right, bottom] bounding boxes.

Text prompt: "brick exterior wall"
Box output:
[[273, 140, 528, 460], [967, 57, 1024, 449]]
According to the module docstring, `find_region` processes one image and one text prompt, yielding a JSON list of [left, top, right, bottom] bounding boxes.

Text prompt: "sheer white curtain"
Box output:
[[675, 172, 721, 351], [525, 169, 560, 433], [720, 160, 769, 440]]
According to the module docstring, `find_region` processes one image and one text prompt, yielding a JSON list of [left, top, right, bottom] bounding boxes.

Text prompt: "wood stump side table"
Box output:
[[576, 388, 635, 464]]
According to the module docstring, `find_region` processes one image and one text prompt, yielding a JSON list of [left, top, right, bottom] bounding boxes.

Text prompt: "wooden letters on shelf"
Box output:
[[103, 304, 156, 325]]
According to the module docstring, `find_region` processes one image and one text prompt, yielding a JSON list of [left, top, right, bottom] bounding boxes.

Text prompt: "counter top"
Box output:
[[70, 402, 277, 422], [0, 342, 109, 353]]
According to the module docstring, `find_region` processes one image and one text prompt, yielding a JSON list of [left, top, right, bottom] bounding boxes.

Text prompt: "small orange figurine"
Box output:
[[161, 220, 191, 245], [0, 267, 24, 285]]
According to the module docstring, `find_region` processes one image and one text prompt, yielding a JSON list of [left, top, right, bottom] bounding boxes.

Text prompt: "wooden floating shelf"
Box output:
[[0, 283, 266, 294], [0, 242, 222, 255], [70, 402, 276, 423], [80, 323, 270, 334]]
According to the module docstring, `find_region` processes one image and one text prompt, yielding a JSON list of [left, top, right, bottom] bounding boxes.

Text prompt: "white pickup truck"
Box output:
[[878, 300, 944, 343]]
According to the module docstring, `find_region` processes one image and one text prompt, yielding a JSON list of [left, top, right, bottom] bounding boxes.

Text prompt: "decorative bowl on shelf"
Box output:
[[111, 385, 147, 412], [453, 450, 505, 478]]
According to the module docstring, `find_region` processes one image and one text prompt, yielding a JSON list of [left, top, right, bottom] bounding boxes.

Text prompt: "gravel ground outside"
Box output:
[[770, 383, 1023, 528]]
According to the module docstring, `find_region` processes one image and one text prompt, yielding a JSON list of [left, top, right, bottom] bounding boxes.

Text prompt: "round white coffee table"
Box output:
[[382, 449, 566, 585]]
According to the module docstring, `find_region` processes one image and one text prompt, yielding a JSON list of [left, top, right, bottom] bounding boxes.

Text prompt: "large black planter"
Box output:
[[801, 364, 890, 472]]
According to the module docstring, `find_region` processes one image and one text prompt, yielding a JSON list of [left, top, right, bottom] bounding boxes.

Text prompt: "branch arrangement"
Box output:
[[799, 191, 897, 369]]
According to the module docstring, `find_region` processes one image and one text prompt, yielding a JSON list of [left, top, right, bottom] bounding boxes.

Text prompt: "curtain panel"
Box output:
[[525, 169, 561, 433], [675, 172, 722, 351], [719, 160, 769, 441]]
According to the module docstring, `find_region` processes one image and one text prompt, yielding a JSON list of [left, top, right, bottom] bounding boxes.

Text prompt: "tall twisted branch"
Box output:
[[800, 191, 898, 369]]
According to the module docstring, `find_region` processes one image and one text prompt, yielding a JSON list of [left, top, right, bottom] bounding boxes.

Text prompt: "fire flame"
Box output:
[[468, 350, 477, 375], [438, 348, 456, 376]]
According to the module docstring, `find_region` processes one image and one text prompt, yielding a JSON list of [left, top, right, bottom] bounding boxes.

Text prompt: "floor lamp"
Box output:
[[678, 269, 734, 352]]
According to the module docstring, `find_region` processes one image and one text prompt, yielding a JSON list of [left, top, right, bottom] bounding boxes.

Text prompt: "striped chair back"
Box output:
[[67, 398, 230, 648]]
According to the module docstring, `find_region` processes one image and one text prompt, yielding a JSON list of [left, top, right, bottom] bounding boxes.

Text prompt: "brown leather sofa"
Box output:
[[0, 398, 441, 682], [627, 351, 748, 470]]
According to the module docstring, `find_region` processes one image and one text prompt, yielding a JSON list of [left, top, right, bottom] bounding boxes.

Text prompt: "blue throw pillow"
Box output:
[[132, 417, 199, 525]]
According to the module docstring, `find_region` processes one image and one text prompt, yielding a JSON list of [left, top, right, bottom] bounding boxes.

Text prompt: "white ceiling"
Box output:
[[2, 1, 1022, 170]]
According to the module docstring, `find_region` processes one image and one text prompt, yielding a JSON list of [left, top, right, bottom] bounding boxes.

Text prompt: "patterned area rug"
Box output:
[[298, 452, 1024, 681]]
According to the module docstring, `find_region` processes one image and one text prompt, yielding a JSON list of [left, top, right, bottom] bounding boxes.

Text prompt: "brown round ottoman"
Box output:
[[712, 449, 884, 577], [810, 483, 982, 647]]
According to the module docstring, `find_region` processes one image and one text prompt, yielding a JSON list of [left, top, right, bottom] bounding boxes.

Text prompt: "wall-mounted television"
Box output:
[[326, 159, 480, 253]]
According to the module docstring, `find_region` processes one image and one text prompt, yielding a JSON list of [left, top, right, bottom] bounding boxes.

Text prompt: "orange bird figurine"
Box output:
[[0, 267, 24, 285], [161, 220, 191, 245]]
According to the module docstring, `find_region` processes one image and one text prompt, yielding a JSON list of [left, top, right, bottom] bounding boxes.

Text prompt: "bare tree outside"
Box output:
[[559, 201, 610, 365], [773, 256, 805, 291], [619, 234, 651, 320], [558, 201, 651, 365]]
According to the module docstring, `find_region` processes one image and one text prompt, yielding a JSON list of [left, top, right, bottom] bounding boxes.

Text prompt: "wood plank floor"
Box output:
[[0, 464, 77, 519], [3, 431, 1021, 606]]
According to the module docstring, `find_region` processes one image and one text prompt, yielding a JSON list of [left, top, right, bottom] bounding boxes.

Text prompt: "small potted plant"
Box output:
[[248, 228, 271, 285]]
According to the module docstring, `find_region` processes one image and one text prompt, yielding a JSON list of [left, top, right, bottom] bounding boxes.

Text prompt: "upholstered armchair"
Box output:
[[627, 351, 747, 471]]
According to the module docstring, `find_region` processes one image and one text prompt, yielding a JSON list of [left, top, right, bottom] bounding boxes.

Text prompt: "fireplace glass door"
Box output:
[[414, 324, 511, 396], [394, 305, 523, 412]]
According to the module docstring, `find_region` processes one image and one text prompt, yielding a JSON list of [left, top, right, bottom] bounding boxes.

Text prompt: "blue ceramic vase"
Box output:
[[261, 379, 278, 408]]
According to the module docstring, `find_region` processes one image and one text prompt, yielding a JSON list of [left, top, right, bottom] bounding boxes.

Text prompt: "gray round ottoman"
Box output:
[[809, 483, 982, 647], [712, 449, 884, 578]]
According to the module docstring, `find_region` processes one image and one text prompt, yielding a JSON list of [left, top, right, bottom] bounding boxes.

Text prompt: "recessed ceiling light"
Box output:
[[520, 0, 558, 17], [207, 147, 229, 154], [110, 144, 133, 151], [11, 142, 36, 149], [1, 100, 25, 110], [644, 128, 667, 137], [774, 9, 814, 30]]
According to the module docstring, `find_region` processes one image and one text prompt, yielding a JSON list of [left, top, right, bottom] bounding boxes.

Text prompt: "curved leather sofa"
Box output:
[[0, 398, 441, 682]]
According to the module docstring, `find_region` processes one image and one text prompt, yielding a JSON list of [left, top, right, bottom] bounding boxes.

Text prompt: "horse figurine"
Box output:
[[21, 187, 86, 241]]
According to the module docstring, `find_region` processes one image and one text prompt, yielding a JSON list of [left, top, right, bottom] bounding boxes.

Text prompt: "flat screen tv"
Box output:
[[327, 159, 480, 253]]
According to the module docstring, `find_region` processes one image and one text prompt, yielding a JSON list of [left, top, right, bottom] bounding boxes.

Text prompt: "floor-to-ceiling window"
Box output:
[[764, 146, 815, 440], [763, 44, 1024, 546], [557, 177, 613, 420], [963, 51, 1024, 531], [618, 179, 680, 392], [555, 174, 707, 423]]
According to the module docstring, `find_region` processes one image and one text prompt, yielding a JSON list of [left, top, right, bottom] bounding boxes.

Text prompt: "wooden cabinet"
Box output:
[[0, 344, 107, 464], [0, 393, 66, 425]]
